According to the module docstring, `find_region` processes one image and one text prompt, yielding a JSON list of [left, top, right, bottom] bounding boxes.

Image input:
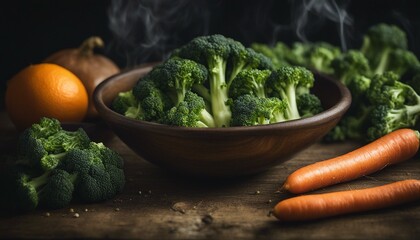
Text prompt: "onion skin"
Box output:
[[44, 36, 120, 119]]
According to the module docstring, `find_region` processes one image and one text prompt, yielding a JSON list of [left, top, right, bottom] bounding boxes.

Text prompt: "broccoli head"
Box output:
[[164, 91, 215, 128], [330, 50, 371, 86], [303, 42, 342, 74], [112, 90, 144, 119], [251, 42, 292, 68], [149, 57, 209, 106], [297, 93, 323, 118], [230, 94, 288, 126], [367, 104, 419, 141], [38, 169, 76, 209], [132, 77, 173, 122], [366, 76, 420, 140], [229, 69, 272, 99], [266, 66, 315, 120], [367, 71, 416, 108], [360, 23, 408, 75]]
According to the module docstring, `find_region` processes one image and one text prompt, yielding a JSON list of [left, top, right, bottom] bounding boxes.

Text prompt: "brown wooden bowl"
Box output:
[[93, 65, 351, 178]]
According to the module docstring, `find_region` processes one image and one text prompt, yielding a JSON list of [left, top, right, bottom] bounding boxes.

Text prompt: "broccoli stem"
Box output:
[[192, 84, 211, 102], [283, 85, 300, 120], [40, 152, 67, 171], [228, 62, 247, 86], [208, 56, 231, 127], [29, 171, 50, 190], [406, 104, 420, 120], [373, 48, 391, 75], [199, 109, 216, 128]]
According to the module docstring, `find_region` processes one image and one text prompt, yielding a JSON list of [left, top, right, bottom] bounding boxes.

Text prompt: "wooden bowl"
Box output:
[[93, 65, 351, 178]]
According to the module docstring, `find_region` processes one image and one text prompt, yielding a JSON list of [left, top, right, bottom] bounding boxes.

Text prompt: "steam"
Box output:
[[108, 0, 210, 67], [290, 0, 353, 50], [107, 0, 353, 67]]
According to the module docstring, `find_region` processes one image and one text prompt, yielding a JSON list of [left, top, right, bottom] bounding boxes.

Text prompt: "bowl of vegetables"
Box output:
[[94, 35, 351, 177]]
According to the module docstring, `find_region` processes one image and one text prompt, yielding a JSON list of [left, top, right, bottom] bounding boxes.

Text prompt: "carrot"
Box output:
[[273, 179, 420, 222], [282, 129, 420, 194]]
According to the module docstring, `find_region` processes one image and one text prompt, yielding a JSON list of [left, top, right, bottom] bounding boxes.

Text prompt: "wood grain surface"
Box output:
[[0, 112, 419, 239]]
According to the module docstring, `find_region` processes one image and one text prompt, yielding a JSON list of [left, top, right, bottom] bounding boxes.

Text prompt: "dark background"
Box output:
[[1, 0, 420, 110]]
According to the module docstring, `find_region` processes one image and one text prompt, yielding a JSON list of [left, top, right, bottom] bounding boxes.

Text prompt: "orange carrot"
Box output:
[[273, 179, 420, 222], [282, 129, 420, 194]]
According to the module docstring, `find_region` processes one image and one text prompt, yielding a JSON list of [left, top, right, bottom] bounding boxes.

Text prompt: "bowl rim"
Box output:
[[94, 66, 352, 134]]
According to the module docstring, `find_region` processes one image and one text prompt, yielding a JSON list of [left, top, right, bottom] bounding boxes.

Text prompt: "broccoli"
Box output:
[[150, 57, 209, 106], [112, 90, 144, 119], [297, 93, 323, 118], [38, 169, 76, 209], [18, 128, 91, 171], [17, 117, 62, 156], [174, 34, 232, 127], [113, 34, 321, 128], [59, 142, 125, 201], [301, 42, 342, 74], [2, 117, 126, 212], [229, 69, 272, 99], [132, 77, 172, 122], [330, 50, 371, 86], [360, 23, 408, 75], [164, 91, 215, 128], [367, 71, 413, 108], [251, 42, 292, 68], [17, 127, 91, 172], [234, 48, 274, 76], [230, 94, 288, 126], [384, 49, 420, 77], [13, 169, 76, 211], [266, 66, 315, 120], [366, 72, 420, 140]]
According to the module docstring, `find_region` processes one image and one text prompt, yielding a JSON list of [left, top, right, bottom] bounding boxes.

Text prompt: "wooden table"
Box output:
[[1, 111, 419, 239]]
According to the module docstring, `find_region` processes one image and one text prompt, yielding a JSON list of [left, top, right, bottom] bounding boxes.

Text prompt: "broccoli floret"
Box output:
[[251, 42, 292, 68], [288, 42, 312, 66], [59, 142, 125, 200], [365, 72, 420, 140], [230, 94, 287, 126], [367, 71, 416, 108], [38, 169, 76, 209], [36, 128, 90, 171], [385, 49, 420, 77], [266, 66, 315, 120], [303, 42, 342, 74], [17, 118, 62, 156], [367, 104, 420, 140], [88, 142, 125, 194], [229, 69, 272, 99], [14, 171, 47, 211], [175, 34, 233, 127], [17, 125, 91, 172], [360, 23, 408, 75], [44, 128, 90, 153], [164, 91, 215, 128], [330, 50, 371, 86], [28, 117, 62, 139], [133, 77, 172, 122], [76, 165, 114, 203], [149, 57, 209, 106], [6, 118, 126, 212], [297, 93, 323, 118], [112, 90, 144, 119], [13, 169, 76, 211]]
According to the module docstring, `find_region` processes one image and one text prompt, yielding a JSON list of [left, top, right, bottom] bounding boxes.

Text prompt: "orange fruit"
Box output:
[[5, 63, 88, 130]]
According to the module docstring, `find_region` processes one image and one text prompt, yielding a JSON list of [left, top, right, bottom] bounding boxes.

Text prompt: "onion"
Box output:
[[44, 36, 120, 119]]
